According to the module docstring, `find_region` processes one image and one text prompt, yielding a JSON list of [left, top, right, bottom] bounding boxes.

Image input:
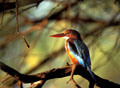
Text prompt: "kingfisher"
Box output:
[[50, 29, 96, 82]]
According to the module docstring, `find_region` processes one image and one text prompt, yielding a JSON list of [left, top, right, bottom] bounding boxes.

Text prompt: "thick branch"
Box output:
[[0, 0, 43, 12], [0, 0, 82, 13], [0, 62, 120, 88]]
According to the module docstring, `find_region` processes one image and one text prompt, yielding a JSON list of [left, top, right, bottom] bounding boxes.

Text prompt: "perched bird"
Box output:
[[50, 29, 96, 82]]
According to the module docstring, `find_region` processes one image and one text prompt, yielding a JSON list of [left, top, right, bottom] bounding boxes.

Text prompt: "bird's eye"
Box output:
[[66, 32, 70, 35]]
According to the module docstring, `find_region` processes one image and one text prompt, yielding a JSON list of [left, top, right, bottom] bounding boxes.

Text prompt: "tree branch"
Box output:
[[0, 0, 43, 12], [0, 61, 120, 88]]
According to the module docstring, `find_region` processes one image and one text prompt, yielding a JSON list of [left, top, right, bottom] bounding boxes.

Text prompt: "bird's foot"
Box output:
[[67, 77, 81, 88], [67, 77, 72, 84], [67, 77, 76, 84], [66, 62, 70, 66], [67, 64, 77, 84]]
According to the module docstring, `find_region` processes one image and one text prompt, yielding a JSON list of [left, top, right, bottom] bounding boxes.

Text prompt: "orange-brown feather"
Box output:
[[65, 42, 79, 64]]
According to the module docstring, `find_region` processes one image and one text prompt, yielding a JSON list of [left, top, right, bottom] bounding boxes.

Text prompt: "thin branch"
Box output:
[[0, 0, 5, 24], [15, 0, 19, 32], [15, 0, 30, 48]]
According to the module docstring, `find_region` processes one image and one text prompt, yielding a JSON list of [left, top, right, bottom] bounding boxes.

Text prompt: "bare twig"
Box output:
[[15, 0, 30, 48], [0, 0, 5, 24]]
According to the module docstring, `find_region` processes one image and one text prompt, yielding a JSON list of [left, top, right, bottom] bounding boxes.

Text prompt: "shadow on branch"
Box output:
[[0, 62, 120, 88]]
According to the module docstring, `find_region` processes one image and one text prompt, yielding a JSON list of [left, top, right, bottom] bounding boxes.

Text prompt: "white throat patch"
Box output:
[[63, 37, 69, 40]]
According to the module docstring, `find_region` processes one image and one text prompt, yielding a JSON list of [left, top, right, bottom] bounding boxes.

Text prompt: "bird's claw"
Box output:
[[67, 77, 75, 84], [67, 78, 72, 84], [66, 62, 70, 66]]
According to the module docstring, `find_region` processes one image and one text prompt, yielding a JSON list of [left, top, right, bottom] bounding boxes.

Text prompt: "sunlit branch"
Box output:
[[0, 62, 120, 88]]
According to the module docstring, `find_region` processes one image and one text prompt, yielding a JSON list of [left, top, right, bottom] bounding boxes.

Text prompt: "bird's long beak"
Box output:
[[50, 33, 66, 38]]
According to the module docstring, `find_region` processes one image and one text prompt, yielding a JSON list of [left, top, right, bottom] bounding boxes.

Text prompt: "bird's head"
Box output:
[[50, 29, 81, 40]]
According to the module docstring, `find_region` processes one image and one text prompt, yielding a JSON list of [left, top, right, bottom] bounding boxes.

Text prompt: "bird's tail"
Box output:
[[86, 65, 96, 81]]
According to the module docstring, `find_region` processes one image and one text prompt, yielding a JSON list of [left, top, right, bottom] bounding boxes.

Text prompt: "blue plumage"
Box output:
[[67, 39, 96, 81], [50, 29, 96, 81], [67, 42, 85, 67]]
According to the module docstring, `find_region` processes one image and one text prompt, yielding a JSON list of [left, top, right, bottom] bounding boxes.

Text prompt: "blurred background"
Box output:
[[0, 0, 120, 88]]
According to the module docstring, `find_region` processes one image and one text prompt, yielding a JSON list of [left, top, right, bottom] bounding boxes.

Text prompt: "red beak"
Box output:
[[50, 33, 66, 38]]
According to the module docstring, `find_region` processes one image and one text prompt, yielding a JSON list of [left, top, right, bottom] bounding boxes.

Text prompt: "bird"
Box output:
[[50, 29, 96, 82]]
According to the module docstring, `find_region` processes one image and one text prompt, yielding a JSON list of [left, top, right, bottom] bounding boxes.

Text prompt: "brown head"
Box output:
[[50, 29, 82, 40]]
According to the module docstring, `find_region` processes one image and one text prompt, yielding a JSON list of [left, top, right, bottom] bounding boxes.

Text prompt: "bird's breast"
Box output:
[[65, 42, 80, 64]]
